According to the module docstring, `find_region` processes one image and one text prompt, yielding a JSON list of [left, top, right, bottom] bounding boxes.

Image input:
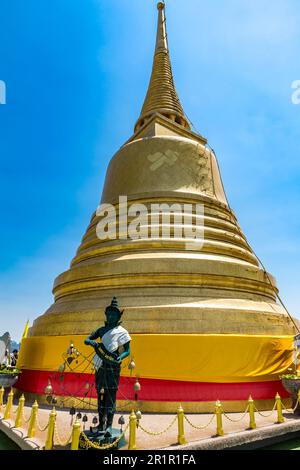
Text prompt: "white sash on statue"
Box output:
[[93, 325, 131, 371]]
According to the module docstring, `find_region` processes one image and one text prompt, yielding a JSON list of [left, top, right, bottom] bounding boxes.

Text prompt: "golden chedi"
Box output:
[[17, 3, 298, 412]]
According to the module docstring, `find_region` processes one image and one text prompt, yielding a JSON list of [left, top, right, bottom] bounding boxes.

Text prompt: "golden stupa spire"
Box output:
[[134, 2, 190, 132]]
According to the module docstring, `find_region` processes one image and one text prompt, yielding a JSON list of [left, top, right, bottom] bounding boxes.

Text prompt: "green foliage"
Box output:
[[0, 365, 20, 375], [280, 374, 300, 380]]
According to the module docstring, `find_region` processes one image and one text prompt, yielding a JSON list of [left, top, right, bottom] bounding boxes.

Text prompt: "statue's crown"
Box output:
[[105, 296, 123, 318], [110, 297, 119, 309]]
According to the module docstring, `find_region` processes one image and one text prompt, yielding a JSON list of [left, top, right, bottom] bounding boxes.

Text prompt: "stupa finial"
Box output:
[[134, 2, 190, 132], [156, 2, 168, 53]]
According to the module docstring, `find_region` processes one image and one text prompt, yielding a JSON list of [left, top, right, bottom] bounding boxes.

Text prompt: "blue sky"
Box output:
[[0, 0, 299, 340]]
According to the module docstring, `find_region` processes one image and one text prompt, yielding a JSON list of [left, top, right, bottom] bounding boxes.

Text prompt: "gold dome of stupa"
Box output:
[[17, 3, 297, 412]]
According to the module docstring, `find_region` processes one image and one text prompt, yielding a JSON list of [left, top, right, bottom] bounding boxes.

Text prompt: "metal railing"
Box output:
[[0, 386, 299, 450]]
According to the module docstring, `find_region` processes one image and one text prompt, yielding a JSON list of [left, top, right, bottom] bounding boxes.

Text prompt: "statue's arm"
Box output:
[[117, 341, 131, 363], [84, 328, 101, 348]]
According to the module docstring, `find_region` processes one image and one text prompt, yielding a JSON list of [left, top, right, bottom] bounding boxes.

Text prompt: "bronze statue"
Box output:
[[84, 297, 131, 437]]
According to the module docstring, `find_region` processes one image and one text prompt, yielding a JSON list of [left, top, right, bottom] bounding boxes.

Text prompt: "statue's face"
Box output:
[[106, 309, 120, 325]]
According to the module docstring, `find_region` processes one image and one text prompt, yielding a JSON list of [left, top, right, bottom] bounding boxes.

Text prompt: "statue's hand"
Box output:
[[85, 339, 99, 349], [115, 357, 122, 364]]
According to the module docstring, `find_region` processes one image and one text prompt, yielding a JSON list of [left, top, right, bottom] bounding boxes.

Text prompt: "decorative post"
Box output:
[[71, 419, 81, 450], [27, 400, 39, 438], [215, 400, 224, 436], [177, 404, 186, 445], [0, 386, 4, 412], [128, 410, 137, 450], [44, 407, 57, 450], [14, 394, 25, 428], [275, 393, 284, 423], [248, 396, 256, 429], [4, 389, 14, 420]]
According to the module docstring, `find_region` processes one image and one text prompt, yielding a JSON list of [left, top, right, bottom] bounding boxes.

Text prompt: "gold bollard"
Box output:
[[275, 393, 284, 423], [128, 410, 137, 450], [71, 419, 81, 450], [248, 396, 256, 429], [215, 400, 224, 436], [44, 407, 57, 450], [27, 401, 39, 438], [4, 389, 14, 420], [177, 404, 186, 445], [14, 394, 25, 428], [0, 387, 4, 412]]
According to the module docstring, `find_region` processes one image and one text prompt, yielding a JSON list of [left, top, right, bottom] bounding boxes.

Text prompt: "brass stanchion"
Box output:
[[248, 396, 256, 429], [0, 387, 4, 412], [215, 400, 224, 436], [71, 419, 81, 450], [44, 407, 57, 450], [27, 400, 39, 438], [177, 405, 186, 445], [275, 393, 284, 423], [14, 394, 25, 428], [4, 389, 14, 420], [297, 390, 300, 409], [128, 410, 137, 450]]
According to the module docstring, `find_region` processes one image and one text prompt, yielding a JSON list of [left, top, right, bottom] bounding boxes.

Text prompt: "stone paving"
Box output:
[[1, 402, 300, 450]]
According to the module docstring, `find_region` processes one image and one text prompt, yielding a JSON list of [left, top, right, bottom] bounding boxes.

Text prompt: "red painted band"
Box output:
[[15, 369, 289, 402]]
